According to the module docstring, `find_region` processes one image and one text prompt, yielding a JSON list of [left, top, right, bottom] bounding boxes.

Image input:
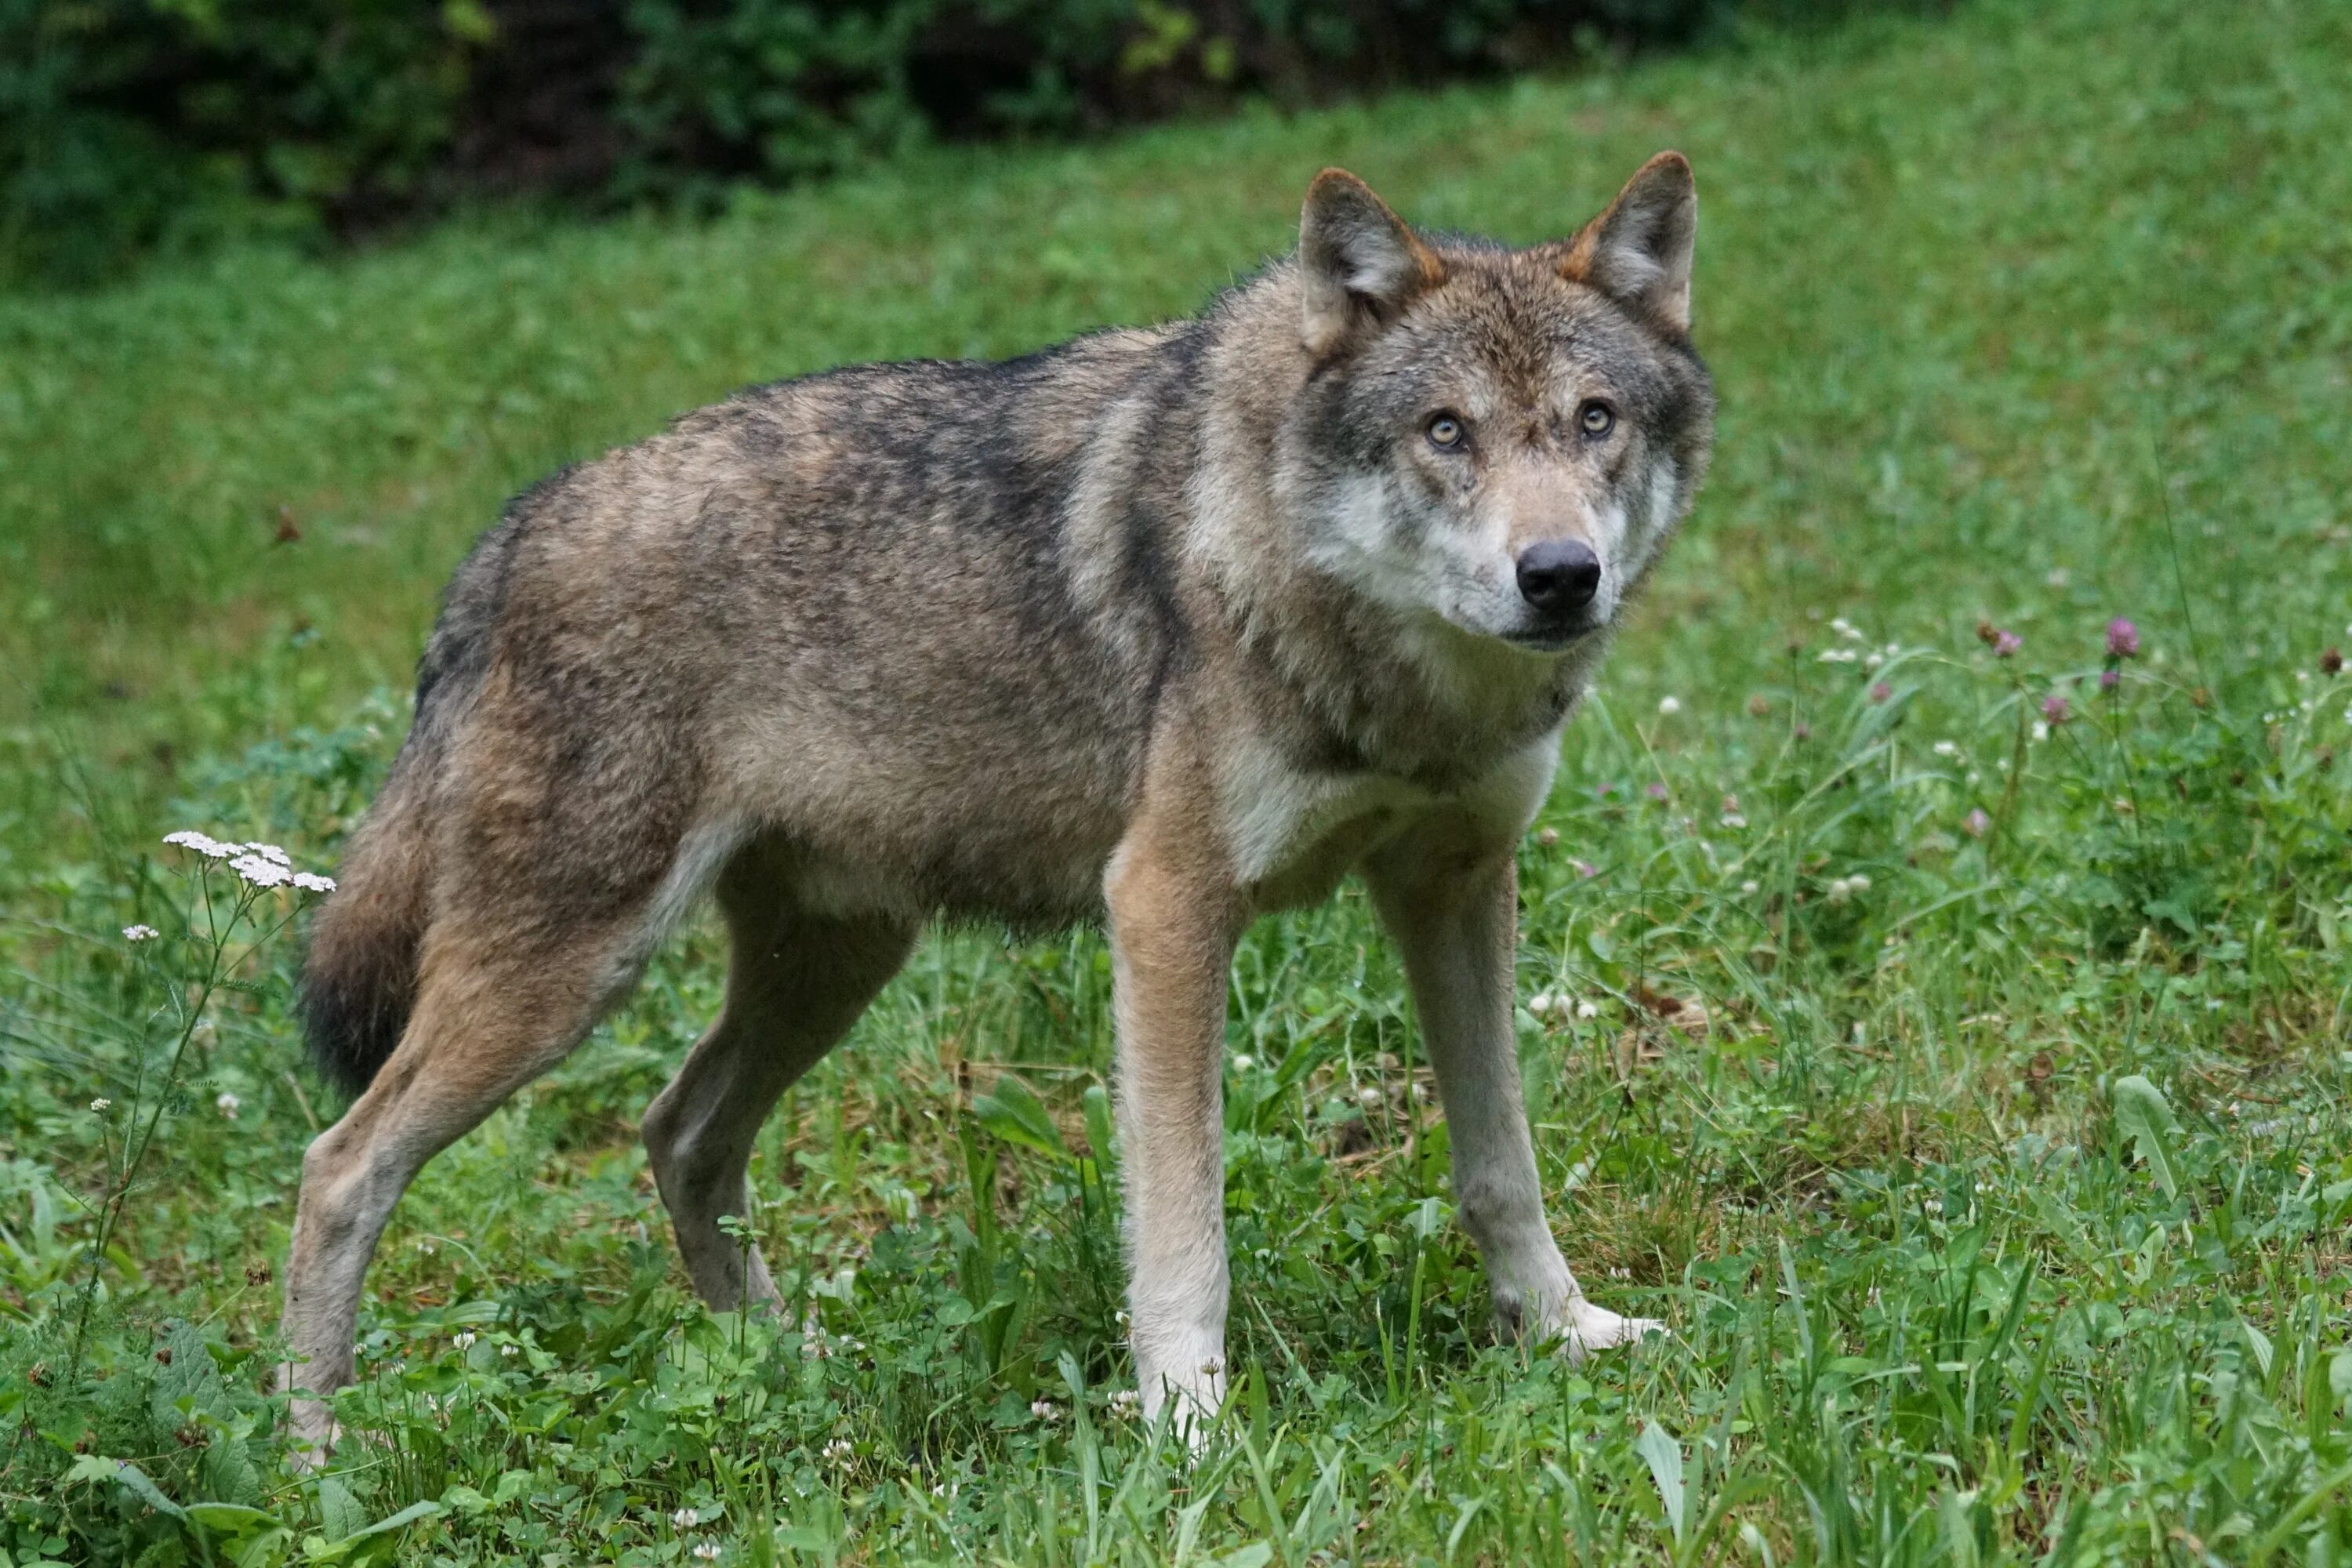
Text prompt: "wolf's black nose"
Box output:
[[1516, 539, 1602, 612]]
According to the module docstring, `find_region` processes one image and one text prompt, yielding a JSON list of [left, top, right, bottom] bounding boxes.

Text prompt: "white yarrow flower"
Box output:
[[241, 842, 292, 866], [91, 1098, 112, 1113], [163, 830, 235, 859], [292, 871, 337, 893], [230, 853, 292, 888], [122, 924, 160, 942], [1817, 648, 1858, 664]]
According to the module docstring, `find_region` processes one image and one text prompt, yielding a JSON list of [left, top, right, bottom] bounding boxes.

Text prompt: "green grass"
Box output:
[[5, 0, 2352, 1561]]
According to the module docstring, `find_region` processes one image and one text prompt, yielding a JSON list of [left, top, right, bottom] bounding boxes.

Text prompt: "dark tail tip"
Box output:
[[296, 950, 416, 1098], [295, 840, 427, 1098]]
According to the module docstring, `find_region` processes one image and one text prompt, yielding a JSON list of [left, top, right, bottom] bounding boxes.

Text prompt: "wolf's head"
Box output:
[[1279, 155, 1715, 656]]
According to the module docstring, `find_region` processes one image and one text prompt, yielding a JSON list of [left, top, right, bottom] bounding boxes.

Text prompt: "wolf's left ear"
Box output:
[[1559, 151, 1697, 335], [1299, 169, 1446, 356]]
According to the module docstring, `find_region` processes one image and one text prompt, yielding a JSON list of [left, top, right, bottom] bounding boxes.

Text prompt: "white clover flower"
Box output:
[[1576, 1000, 1601, 1020], [821, 1437, 854, 1466], [91, 1098, 111, 1113], [1817, 648, 1858, 664], [670, 1507, 698, 1530], [1720, 812, 1747, 829], [1657, 695, 1682, 716], [1030, 1399, 1062, 1423], [1527, 991, 1559, 1017], [122, 924, 160, 942], [2031, 721, 2049, 742], [1356, 1085, 1382, 1109], [1864, 652, 1884, 670], [229, 854, 292, 888], [453, 1332, 477, 1350], [1110, 1388, 1141, 1417], [1932, 741, 1960, 758], [693, 1542, 722, 1562], [216, 1091, 240, 1120], [1740, 880, 1760, 895], [1826, 878, 1854, 905], [499, 1341, 518, 1357], [1831, 617, 1864, 642], [2045, 568, 2071, 588], [1848, 873, 1871, 891], [1230, 1053, 1254, 1073], [163, 830, 236, 859], [292, 871, 337, 894]]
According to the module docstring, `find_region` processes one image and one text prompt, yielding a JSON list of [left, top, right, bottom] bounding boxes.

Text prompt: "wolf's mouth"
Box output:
[[1503, 625, 1598, 654]]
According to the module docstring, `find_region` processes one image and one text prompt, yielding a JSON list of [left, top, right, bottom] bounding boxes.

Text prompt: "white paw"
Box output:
[[281, 1398, 343, 1471], [1138, 1355, 1226, 1451], [1557, 1298, 1668, 1363]]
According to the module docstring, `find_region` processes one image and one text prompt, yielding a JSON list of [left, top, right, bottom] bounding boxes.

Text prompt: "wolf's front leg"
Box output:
[[1367, 834, 1663, 1358], [1105, 814, 1244, 1439]]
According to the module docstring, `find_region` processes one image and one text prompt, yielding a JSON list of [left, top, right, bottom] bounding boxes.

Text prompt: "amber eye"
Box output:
[[1426, 413, 1467, 451], [1578, 401, 1616, 438]]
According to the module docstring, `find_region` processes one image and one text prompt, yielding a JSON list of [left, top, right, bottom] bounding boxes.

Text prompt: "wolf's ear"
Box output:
[[1559, 151, 1697, 334], [1299, 169, 1446, 356]]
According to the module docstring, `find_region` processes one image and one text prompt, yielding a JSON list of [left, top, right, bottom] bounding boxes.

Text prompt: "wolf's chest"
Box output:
[[1216, 731, 1562, 913], [1224, 760, 1432, 912]]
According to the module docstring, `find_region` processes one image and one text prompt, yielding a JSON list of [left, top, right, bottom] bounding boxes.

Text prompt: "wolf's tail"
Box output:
[[296, 757, 437, 1097], [297, 517, 517, 1096]]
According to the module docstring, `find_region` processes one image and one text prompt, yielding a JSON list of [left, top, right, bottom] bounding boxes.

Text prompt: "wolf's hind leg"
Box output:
[[278, 911, 644, 1452], [1366, 834, 1664, 1360], [643, 858, 914, 1311]]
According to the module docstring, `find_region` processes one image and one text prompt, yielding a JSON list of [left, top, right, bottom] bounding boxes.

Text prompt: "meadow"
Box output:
[[4, 0, 2352, 1560]]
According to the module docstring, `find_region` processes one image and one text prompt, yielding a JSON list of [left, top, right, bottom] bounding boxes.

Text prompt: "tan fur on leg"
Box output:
[[644, 853, 913, 1310]]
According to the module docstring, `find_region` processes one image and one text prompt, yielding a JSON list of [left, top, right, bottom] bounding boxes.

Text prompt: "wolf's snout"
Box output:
[[1515, 539, 1602, 612]]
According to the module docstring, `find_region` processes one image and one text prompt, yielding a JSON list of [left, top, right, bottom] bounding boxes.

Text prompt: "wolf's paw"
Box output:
[[1555, 1298, 1668, 1364], [1138, 1353, 1227, 1454], [281, 1397, 343, 1472]]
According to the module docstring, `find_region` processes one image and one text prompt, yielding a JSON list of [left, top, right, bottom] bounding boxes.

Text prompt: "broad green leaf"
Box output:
[[2112, 1075, 2184, 1200], [1635, 1421, 1686, 1543], [316, 1476, 365, 1544], [971, 1075, 1069, 1160]]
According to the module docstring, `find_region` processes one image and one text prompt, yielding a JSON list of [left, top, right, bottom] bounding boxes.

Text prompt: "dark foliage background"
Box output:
[[2, 0, 1907, 288]]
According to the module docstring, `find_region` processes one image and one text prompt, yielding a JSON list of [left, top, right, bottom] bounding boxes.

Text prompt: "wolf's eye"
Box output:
[[1425, 414, 1466, 452], [1577, 401, 1616, 438]]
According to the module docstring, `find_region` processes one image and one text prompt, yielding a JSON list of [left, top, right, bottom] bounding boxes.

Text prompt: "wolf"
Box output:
[[278, 152, 1714, 1445]]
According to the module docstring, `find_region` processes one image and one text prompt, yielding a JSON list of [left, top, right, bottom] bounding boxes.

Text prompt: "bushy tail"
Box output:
[[297, 764, 435, 1096]]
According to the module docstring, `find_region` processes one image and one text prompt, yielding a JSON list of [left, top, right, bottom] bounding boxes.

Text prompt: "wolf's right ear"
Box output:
[[1299, 169, 1445, 356]]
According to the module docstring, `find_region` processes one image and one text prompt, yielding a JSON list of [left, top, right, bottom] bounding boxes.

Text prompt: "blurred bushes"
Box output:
[[2, 0, 1896, 286]]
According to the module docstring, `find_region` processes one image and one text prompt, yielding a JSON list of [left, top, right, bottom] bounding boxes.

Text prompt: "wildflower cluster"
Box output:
[[162, 830, 336, 892]]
